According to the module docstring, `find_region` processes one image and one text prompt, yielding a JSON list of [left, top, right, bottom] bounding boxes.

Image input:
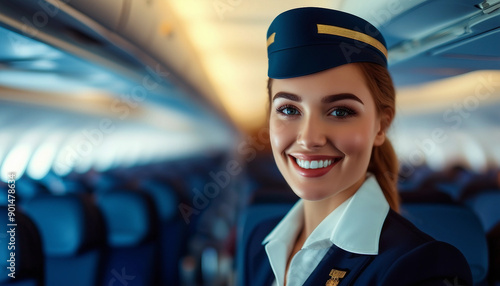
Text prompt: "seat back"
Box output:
[[487, 223, 500, 284], [16, 179, 50, 205], [0, 207, 44, 286], [23, 193, 104, 286], [96, 190, 159, 286], [142, 181, 186, 286], [466, 191, 500, 232], [236, 203, 293, 286], [466, 191, 500, 284], [401, 203, 489, 284]]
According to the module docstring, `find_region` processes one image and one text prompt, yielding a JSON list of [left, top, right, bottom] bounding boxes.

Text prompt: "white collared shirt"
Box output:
[[262, 175, 390, 286]]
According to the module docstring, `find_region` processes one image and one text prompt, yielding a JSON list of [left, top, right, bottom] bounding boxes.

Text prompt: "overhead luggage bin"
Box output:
[[67, 0, 125, 31], [117, 0, 157, 46], [345, 0, 500, 86]]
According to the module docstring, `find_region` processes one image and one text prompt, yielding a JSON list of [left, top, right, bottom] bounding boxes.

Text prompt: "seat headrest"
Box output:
[[142, 181, 178, 221], [15, 179, 49, 201], [23, 194, 89, 256], [97, 190, 157, 247], [466, 191, 500, 232], [401, 203, 489, 283], [0, 207, 44, 283]]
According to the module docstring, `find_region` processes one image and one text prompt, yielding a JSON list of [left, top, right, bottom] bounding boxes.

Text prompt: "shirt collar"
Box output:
[[262, 175, 389, 255], [330, 175, 389, 254]]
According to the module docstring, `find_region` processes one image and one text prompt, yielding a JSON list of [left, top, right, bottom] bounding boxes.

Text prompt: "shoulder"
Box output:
[[379, 209, 435, 250], [380, 240, 472, 285], [374, 210, 472, 285]]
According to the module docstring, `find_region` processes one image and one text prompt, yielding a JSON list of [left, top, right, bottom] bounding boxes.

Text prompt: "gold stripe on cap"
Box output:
[[317, 24, 388, 58], [267, 32, 276, 47]]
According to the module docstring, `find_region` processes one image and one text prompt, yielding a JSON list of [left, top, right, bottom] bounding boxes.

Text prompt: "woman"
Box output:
[[245, 7, 472, 286]]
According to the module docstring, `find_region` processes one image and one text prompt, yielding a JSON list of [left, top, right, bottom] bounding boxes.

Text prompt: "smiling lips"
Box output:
[[296, 158, 333, 169], [289, 155, 342, 177]]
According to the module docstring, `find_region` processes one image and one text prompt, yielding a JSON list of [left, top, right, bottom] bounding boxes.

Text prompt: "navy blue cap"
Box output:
[[267, 7, 388, 79]]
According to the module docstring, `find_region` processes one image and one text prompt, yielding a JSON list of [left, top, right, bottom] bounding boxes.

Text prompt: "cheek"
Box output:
[[339, 133, 367, 154], [269, 116, 295, 153], [334, 122, 376, 155]]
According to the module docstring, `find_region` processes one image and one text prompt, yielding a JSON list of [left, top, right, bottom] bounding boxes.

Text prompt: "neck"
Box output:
[[301, 176, 365, 238]]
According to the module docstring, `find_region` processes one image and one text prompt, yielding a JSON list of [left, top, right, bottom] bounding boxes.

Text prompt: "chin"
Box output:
[[292, 186, 333, 202]]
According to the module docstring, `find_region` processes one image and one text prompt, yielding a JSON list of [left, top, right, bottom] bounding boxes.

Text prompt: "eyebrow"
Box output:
[[272, 92, 364, 104], [322, 93, 364, 104], [272, 92, 301, 102]]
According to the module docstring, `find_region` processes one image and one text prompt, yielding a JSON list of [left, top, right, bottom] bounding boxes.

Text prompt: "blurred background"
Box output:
[[0, 0, 499, 285]]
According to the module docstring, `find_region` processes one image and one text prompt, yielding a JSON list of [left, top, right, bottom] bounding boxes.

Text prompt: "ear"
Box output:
[[373, 112, 391, 147], [373, 127, 386, 147]]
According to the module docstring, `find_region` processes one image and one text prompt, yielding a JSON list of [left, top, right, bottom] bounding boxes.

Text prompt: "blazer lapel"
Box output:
[[303, 245, 374, 286], [255, 261, 274, 285], [250, 245, 275, 286]]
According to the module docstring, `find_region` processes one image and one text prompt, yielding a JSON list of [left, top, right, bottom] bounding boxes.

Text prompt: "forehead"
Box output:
[[271, 64, 371, 101]]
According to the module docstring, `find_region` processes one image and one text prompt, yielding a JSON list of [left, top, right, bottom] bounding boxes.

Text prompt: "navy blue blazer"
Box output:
[[244, 209, 473, 286]]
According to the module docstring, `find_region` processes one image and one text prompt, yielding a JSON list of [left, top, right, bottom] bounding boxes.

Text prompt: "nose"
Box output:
[[296, 114, 327, 149]]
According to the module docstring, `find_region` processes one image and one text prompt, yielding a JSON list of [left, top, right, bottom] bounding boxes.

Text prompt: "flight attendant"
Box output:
[[245, 7, 473, 286]]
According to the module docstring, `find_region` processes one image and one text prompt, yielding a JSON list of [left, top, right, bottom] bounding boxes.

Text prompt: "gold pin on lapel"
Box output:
[[325, 269, 347, 286]]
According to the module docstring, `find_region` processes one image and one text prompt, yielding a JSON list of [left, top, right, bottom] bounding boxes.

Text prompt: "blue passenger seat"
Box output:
[[466, 191, 500, 232], [465, 191, 500, 285], [487, 224, 500, 285], [141, 180, 186, 286], [397, 164, 433, 192], [0, 207, 44, 286], [401, 203, 489, 285], [96, 190, 159, 286], [23, 193, 104, 286], [14, 179, 49, 208]]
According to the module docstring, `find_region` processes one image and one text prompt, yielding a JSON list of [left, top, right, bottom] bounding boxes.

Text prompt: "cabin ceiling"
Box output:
[[167, 0, 342, 132], [167, 0, 500, 132]]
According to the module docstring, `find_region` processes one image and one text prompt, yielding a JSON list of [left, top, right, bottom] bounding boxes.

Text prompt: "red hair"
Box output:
[[356, 62, 399, 212]]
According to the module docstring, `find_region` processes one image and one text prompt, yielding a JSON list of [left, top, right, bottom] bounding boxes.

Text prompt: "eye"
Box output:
[[330, 107, 356, 118], [277, 105, 301, 116]]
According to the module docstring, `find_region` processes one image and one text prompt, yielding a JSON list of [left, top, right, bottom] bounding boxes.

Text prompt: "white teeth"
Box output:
[[295, 158, 338, 169]]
